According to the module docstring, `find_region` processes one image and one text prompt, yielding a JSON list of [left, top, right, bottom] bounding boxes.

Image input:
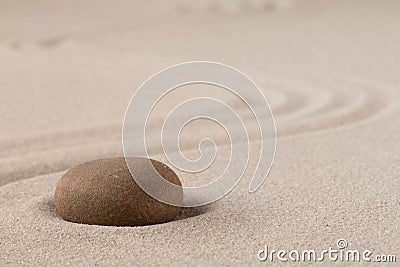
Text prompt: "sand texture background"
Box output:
[[1, 0, 400, 265]]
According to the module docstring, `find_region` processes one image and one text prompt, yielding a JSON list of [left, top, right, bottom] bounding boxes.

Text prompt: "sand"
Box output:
[[1, 0, 400, 265]]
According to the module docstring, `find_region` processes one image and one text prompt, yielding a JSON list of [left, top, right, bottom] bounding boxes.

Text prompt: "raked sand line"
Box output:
[[0, 72, 396, 160], [0, 73, 398, 188]]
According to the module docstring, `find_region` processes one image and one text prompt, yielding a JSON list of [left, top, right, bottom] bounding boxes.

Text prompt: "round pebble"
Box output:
[[54, 157, 183, 226]]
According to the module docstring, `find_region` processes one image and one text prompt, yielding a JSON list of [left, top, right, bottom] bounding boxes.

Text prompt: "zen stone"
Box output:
[[54, 157, 182, 226]]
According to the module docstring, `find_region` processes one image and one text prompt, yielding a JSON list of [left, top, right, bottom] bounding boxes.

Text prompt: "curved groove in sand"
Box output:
[[0, 75, 391, 156], [0, 73, 398, 187]]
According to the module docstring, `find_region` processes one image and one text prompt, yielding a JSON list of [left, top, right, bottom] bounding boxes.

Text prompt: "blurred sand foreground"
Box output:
[[1, 0, 400, 265]]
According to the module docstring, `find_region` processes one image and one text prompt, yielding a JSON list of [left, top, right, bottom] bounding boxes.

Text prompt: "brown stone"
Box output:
[[54, 157, 182, 226]]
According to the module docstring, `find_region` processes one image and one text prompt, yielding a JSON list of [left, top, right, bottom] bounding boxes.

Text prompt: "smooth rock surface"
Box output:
[[54, 157, 182, 226]]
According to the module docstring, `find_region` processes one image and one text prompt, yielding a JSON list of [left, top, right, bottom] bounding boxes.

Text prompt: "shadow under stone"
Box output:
[[174, 205, 211, 221], [42, 198, 211, 226]]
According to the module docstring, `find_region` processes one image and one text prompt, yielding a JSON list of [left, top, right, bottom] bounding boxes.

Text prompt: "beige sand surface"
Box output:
[[1, 0, 400, 265]]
